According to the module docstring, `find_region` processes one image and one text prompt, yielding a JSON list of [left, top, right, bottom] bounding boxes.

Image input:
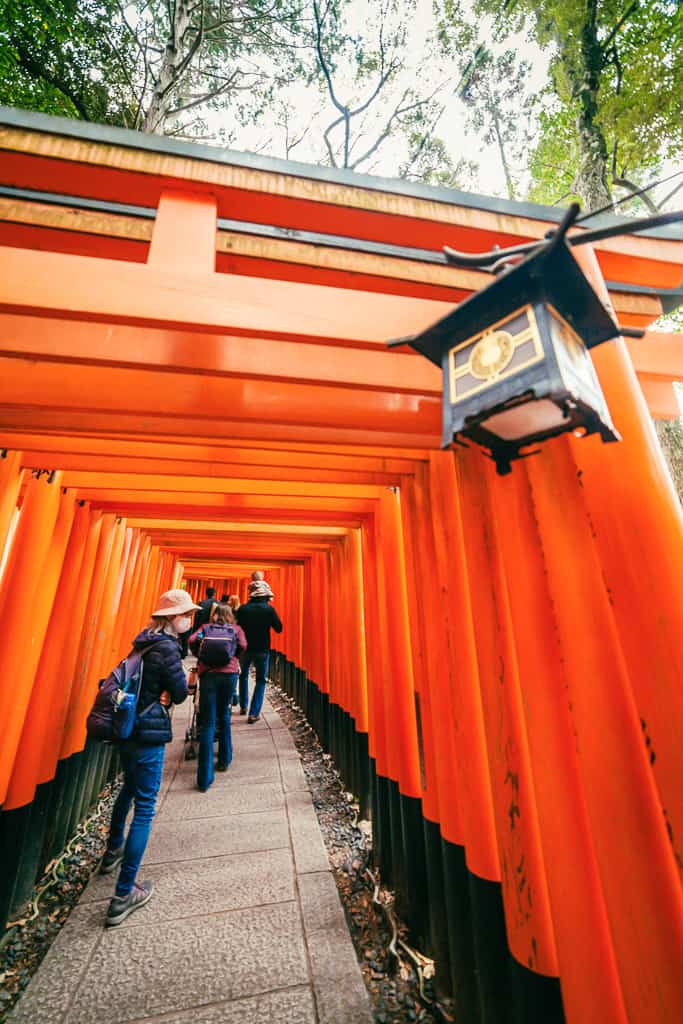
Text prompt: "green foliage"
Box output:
[[470, 0, 683, 209], [459, 47, 535, 198], [0, 0, 138, 125], [0, 0, 307, 137], [653, 306, 683, 333], [526, 101, 581, 205], [399, 127, 478, 189]]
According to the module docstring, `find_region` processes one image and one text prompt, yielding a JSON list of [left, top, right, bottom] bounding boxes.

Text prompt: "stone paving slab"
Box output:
[[63, 901, 308, 1024], [287, 790, 332, 875], [11, 691, 371, 1024], [144, 807, 289, 864], [171, 756, 282, 787], [262, 709, 288, 730], [157, 779, 284, 821], [299, 872, 373, 1024], [152, 986, 317, 1024], [280, 755, 309, 793], [272, 728, 299, 754], [79, 847, 295, 919]]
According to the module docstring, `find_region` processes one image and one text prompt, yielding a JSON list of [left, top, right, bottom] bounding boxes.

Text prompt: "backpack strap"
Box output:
[[120, 642, 155, 695]]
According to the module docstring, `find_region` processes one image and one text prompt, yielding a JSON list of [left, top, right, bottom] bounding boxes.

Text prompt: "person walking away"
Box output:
[[189, 604, 246, 790], [100, 588, 196, 925], [227, 595, 242, 705], [236, 579, 283, 723], [193, 586, 217, 632]]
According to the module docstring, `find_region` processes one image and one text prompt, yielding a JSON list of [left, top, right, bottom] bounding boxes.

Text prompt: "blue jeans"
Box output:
[[239, 652, 269, 718], [198, 671, 237, 790], [109, 742, 165, 897]]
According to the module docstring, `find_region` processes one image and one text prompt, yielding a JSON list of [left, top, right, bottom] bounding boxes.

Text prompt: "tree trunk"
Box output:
[[142, 0, 194, 134], [655, 418, 683, 502], [571, 12, 612, 213], [575, 115, 612, 212], [492, 110, 515, 200]]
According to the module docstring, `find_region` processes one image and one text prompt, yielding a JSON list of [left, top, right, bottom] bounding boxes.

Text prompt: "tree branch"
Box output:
[[322, 113, 343, 167], [166, 3, 206, 93], [165, 72, 241, 116], [551, 189, 576, 206], [115, 0, 150, 63], [104, 31, 143, 112], [312, 0, 347, 116], [600, 0, 639, 54], [612, 175, 659, 213], [390, 73, 453, 176], [349, 90, 425, 170], [604, 42, 624, 94]]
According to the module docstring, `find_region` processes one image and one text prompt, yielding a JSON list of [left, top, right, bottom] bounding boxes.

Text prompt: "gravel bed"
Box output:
[[267, 685, 451, 1024], [0, 781, 120, 1022]]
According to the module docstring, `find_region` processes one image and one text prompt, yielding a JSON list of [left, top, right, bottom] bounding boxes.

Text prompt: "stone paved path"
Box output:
[[11, 698, 372, 1024]]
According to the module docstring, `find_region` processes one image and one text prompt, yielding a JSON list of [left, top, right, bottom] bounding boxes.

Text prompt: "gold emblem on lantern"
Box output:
[[470, 330, 514, 380], [448, 304, 545, 405]]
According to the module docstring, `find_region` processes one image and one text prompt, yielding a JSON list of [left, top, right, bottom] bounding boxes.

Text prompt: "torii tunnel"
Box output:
[[0, 106, 682, 1023]]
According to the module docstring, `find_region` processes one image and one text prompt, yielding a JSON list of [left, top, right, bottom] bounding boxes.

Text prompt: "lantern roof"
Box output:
[[398, 237, 622, 367]]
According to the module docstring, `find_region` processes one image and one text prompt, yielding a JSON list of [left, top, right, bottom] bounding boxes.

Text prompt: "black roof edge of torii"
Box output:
[[1, 105, 682, 244]]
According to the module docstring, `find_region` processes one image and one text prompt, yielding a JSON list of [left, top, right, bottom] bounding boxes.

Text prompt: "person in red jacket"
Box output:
[[189, 604, 246, 791]]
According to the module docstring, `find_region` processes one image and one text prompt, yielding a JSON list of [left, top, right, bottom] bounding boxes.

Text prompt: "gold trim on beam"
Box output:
[[216, 230, 488, 291], [0, 196, 668, 315], [0, 196, 152, 241], [0, 127, 579, 241], [0, 195, 485, 290]]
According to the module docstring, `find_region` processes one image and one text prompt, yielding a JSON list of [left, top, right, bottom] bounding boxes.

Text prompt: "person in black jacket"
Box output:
[[236, 580, 283, 723], [193, 586, 217, 632], [100, 588, 196, 927]]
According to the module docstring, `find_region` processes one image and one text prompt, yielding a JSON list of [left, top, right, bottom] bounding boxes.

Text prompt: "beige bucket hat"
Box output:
[[152, 589, 200, 617]]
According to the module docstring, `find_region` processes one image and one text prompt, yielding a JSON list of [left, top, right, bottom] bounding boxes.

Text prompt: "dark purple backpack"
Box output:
[[198, 623, 238, 668]]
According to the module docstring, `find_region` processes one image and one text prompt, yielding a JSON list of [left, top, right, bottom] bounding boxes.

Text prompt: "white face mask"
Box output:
[[174, 615, 192, 634]]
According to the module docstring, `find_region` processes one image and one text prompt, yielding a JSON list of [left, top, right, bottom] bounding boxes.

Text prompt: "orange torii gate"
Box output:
[[0, 106, 682, 1024]]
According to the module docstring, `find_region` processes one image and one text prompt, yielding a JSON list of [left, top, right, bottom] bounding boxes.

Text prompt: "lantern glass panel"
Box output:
[[545, 305, 614, 427], [480, 399, 570, 441]]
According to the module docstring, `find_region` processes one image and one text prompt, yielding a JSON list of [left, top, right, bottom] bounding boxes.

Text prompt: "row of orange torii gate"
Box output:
[[0, 106, 682, 1024], [2, 444, 682, 1024]]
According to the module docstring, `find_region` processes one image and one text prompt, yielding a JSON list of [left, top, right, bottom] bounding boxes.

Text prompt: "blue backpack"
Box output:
[[86, 644, 154, 742]]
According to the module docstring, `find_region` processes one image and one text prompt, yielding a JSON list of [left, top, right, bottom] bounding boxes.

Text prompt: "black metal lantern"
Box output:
[[390, 203, 644, 474]]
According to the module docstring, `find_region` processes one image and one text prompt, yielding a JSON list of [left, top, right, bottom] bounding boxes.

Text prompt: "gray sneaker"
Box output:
[[105, 881, 154, 927], [99, 846, 124, 875]]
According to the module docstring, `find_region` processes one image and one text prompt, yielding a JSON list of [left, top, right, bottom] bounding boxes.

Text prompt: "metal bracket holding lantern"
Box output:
[[389, 202, 681, 475]]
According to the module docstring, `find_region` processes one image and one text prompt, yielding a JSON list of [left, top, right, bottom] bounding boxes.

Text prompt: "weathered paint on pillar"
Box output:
[[0, 470, 63, 803]]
